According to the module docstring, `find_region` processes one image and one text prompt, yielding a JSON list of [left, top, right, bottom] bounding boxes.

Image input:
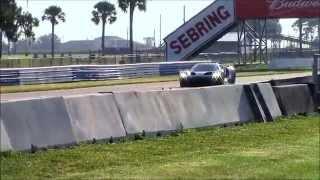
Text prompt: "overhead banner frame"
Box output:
[[236, 0, 320, 20]]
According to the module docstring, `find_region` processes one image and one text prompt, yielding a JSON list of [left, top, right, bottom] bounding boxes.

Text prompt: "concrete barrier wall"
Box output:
[[256, 83, 282, 118], [113, 91, 181, 134], [1, 97, 76, 150], [250, 83, 282, 122], [0, 119, 12, 151], [1, 81, 312, 152], [64, 94, 126, 142], [269, 76, 313, 86], [273, 84, 315, 116], [1, 100, 35, 150], [162, 85, 255, 129]]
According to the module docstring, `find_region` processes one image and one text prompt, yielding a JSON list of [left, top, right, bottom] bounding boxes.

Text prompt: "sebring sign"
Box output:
[[164, 0, 235, 61]]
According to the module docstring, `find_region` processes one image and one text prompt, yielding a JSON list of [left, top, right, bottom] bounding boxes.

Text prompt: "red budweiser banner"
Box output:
[[236, 0, 320, 19]]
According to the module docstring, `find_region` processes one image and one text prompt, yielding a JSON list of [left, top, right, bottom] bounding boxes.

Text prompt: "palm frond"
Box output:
[[92, 1, 117, 25], [136, 0, 146, 11], [42, 5, 65, 25], [91, 10, 100, 25], [118, 0, 129, 12]]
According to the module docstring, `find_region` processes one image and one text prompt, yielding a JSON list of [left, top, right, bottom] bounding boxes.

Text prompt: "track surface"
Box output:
[[0, 72, 311, 101]]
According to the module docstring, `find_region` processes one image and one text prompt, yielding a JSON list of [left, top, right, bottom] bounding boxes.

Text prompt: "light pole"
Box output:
[[183, 5, 186, 23], [159, 14, 162, 47], [153, 28, 156, 47]]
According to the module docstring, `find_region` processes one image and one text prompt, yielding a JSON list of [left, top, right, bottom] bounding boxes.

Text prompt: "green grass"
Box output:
[[1, 70, 310, 94], [1, 115, 319, 179]]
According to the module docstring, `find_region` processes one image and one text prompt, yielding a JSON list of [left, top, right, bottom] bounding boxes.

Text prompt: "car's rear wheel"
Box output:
[[228, 73, 236, 84]]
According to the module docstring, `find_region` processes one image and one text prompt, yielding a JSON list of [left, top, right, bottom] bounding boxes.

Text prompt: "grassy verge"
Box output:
[[1, 115, 319, 179], [1, 70, 310, 94]]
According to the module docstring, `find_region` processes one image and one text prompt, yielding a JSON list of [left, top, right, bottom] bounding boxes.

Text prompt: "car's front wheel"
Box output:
[[211, 77, 224, 86], [217, 78, 224, 85], [180, 80, 188, 87]]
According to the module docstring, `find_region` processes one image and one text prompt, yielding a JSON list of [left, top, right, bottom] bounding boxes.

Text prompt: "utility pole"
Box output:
[[299, 18, 303, 56], [127, 27, 129, 49], [0, 29, 2, 59], [159, 14, 162, 48], [153, 28, 156, 47], [183, 5, 186, 23]]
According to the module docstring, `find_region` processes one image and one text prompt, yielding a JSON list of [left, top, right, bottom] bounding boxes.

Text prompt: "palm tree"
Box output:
[[118, 0, 146, 54], [42, 6, 65, 58], [91, 1, 117, 56]]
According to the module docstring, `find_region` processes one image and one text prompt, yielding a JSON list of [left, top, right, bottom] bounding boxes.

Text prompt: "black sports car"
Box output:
[[179, 63, 236, 87]]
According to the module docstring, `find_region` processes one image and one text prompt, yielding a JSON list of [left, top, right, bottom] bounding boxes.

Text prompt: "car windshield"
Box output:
[[191, 64, 219, 72]]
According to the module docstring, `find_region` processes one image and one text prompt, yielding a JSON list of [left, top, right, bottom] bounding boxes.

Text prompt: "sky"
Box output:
[[16, 0, 297, 44]]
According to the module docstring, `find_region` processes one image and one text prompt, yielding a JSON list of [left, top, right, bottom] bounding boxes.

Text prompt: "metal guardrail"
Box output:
[[0, 61, 210, 85]]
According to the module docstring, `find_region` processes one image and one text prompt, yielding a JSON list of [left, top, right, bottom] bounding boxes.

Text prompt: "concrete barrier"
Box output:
[[273, 84, 315, 116], [1, 97, 76, 150], [1, 119, 12, 151], [1, 100, 33, 150], [253, 83, 282, 121], [0, 81, 300, 152], [269, 76, 313, 86], [244, 85, 266, 122], [64, 94, 126, 142], [113, 91, 181, 135], [162, 85, 255, 129]]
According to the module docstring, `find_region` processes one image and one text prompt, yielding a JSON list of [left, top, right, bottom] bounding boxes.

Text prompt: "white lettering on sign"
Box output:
[[268, 0, 320, 10], [164, 0, 235, 61]]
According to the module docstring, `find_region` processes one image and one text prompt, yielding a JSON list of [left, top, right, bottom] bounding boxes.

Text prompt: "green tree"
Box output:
[[0, 0, 19, 59], [5, 22, 19, 54], [293, 18, 319, 40], [291, 18, 320, 54], [118, 0, 146, 54], [293, 19, 305, 54], [34, 34, 61, 52], [17, 12, 39, 40], [42, 5, 65, 58], [17, 11, 39, 52], [91, 1, 117, 55]]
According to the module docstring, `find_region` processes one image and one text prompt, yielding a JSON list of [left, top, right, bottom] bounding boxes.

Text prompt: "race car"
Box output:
[[179, 63, 236, 87]]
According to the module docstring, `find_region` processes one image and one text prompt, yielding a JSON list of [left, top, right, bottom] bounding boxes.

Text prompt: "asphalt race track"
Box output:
[[0, 72, 311, 101]]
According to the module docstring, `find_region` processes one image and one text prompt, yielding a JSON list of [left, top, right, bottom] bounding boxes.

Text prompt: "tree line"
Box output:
[[292, 18, 320, 53], [0, 0, 146, 59]]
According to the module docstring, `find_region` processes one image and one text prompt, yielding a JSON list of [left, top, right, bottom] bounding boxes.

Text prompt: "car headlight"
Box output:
[[179, 71, 189, 79], [211, 72, 220, 79]]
